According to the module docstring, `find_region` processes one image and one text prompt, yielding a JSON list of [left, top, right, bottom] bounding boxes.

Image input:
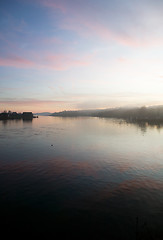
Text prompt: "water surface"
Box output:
[[0, 117, 163, 239]]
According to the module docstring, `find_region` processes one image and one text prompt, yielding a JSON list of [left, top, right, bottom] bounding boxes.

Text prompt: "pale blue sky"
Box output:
[[0, 0, 163, 112]]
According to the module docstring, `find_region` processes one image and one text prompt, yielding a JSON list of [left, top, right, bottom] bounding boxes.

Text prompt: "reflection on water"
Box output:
[[23, 118, 33, 123], [126, 119, 163, 134], [139, 121, 163, 134], [0, 116, 163, 239]]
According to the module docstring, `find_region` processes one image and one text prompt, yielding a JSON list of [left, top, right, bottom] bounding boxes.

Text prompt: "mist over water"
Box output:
[[0, 117, 163, 239]]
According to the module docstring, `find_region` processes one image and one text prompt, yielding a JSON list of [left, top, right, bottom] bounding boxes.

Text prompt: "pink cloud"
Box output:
[[37, 0, 66, 13], [0, 99, 68, 105], [37, 0, 163, 48], [0, 52, 91, 70], [44, 53, 91, 70], [37, 0, 135, 46], [61, 17, 146, 47], [0, 56, 35, 68], [0, 99, 77, 112]]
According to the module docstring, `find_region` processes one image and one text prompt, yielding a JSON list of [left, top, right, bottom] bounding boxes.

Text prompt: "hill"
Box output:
[[50, 105, 163, 122], [34, 112, 51, 116]]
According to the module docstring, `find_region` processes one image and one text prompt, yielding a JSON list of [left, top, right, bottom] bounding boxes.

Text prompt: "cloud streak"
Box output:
[[0, 53, 91, 70], [39, 0, 163, 47], [38, 0, 66, 13], [1, 0, 163, 112], [0, 56, 35, 68], [0, 99, 77, 112]]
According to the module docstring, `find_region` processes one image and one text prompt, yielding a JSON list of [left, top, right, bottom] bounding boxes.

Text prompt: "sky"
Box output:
[[0, 0, 163, 113]]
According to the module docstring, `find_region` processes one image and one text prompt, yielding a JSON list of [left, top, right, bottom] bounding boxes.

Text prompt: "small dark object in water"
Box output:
[[51, 144, 53, 146]]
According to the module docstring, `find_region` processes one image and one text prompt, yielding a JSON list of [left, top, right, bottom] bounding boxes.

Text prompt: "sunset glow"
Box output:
[[1, 0, 163, 112]]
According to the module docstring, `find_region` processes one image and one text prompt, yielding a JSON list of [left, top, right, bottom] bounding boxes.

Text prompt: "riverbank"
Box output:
[[50, 106, 163, 124]]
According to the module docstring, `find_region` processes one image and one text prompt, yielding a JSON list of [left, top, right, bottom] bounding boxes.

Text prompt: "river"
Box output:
[[0, 116, 163, 239]]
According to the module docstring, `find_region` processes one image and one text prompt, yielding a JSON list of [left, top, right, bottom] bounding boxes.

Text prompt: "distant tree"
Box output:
[[138, 106, 147, 119], [8, 110, 12, 115]]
